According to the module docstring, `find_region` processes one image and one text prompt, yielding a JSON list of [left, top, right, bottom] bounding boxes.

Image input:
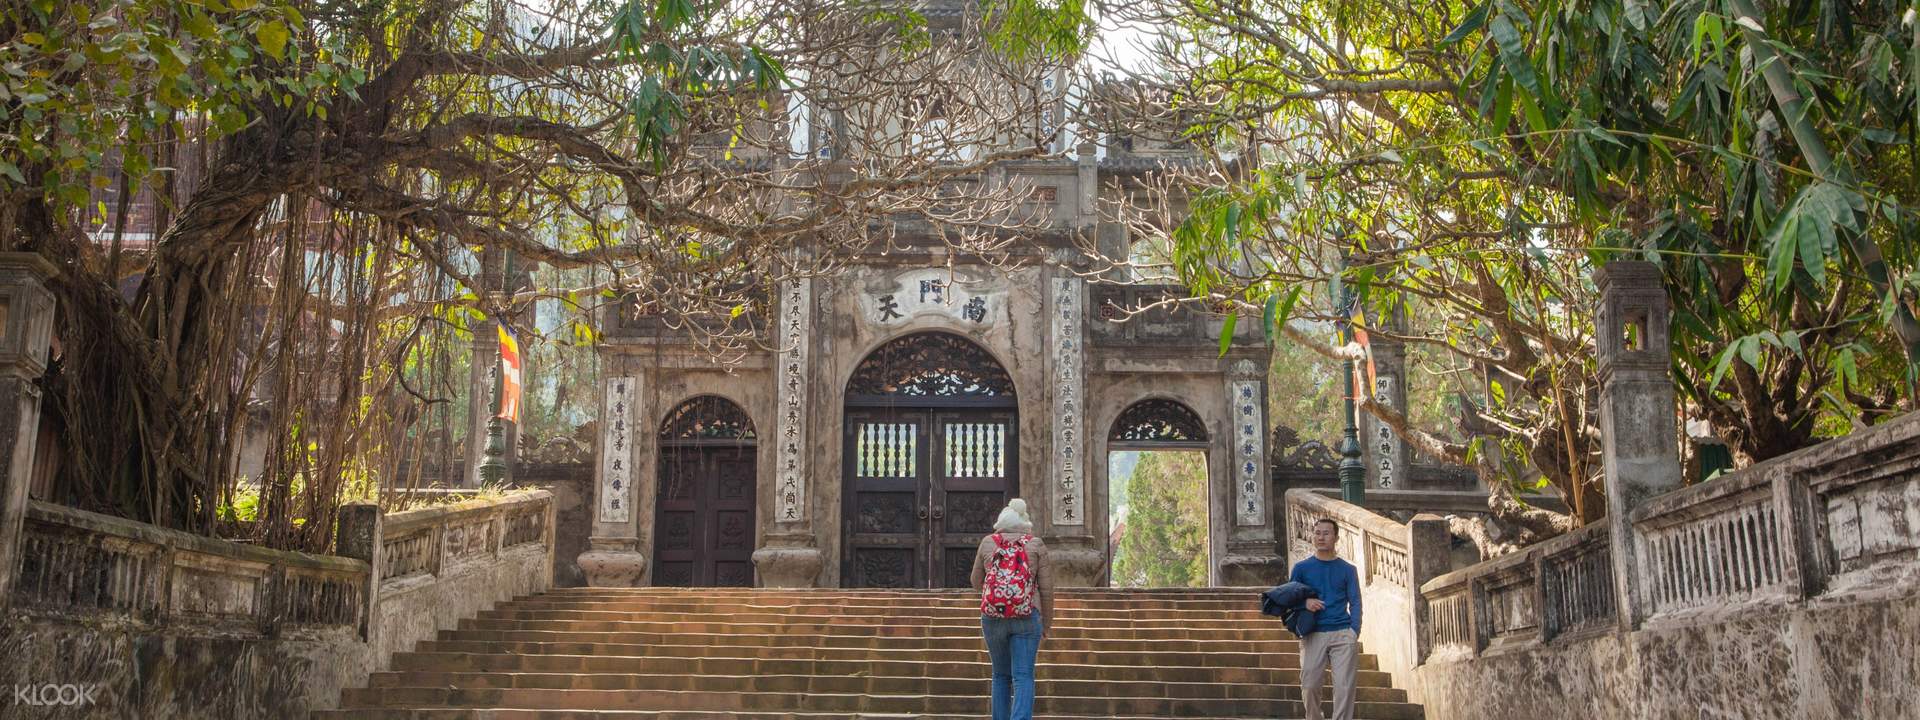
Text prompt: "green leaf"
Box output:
[[257, 20, 290, 61], [1274, 284, 1304, 330], [1217, 311, 1238, 357], [0, 161, 23, 184], [1709, 343, 1736, 391], [1737, 334, 1760, 369], [1441, 3, 1490, 46], [1489, 11, 1543, 103]]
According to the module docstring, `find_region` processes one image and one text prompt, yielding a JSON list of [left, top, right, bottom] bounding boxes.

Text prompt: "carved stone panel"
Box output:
[[1051, 277, 1086, 526], [1230, 371, 1267, 526], [598, 376, 638, 524], [775, 278, 811, 524]]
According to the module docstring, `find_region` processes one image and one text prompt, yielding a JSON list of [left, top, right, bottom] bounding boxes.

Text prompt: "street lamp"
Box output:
[[1334, 256, 1366, 504]]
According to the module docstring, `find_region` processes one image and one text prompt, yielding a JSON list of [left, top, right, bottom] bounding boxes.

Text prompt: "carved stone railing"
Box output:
[[1633, 465, 1795, 619], [12, 501, 368, 637], [1417, 409, 1920, 667], [355, 490, 555, 670], [373, 491, 552, 593]]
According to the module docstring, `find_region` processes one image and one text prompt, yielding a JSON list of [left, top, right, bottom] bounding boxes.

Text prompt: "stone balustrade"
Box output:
[[12, 500, 368, 636], [1409, 410, 1920, 719], [1, 490, 556, 718]]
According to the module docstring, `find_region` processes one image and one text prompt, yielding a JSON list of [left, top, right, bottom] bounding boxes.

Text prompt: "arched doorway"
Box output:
[[654, 395, 757, 587], [1105, 398, 1211, 587], [842, 332, 1018, 588]]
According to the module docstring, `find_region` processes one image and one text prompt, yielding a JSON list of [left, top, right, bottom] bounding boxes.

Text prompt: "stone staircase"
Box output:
[[320, 587, 1424, 719]]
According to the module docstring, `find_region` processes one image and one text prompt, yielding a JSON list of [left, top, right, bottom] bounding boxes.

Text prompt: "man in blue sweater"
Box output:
[[1291, 518, 1362, 720]]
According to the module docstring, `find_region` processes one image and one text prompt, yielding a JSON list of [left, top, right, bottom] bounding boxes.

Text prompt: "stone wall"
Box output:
[[0, 501, 373, 718], [1410, 410, 1920, 719], [0, 491, 555, 718]]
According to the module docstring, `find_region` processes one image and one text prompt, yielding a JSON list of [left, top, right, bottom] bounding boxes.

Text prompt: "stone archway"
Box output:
[[1105, 398, 1213, 586], [653, 395, 757, 587], [840, 331, 1019, 588]]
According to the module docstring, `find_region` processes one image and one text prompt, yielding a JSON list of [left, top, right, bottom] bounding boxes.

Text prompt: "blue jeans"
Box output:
[[981, 613, 1043, 720]]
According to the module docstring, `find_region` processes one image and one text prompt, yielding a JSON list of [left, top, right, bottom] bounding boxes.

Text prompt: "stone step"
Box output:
[[330, 588, 1421, 720], [337, 687, 1424, 718], [363, 670, 1411, 702], [503, 597, 1264, 612], [454, 617, 1297, 642], [463, 610, 1284, 629], [432, 629, 1349, 660], [316, 710, 1394, 720], [409, 640, 1379, 672], [385, 652, 1401, 687]]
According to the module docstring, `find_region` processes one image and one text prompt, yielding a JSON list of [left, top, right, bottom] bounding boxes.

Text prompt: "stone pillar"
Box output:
[[1361, 306, 1411, 490], [0, 253, 55, 607], [752, 276, 824, 587], [1219, 358, 1285, 586], [1407, 513, 1450, 663], [1594, 261, 1683, 628], [335, 501, 382, 640], [578, 372, 647, 586], [1043, 273, 1104, 585]]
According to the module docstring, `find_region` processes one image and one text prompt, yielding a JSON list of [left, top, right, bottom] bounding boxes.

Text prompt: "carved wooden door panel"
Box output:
[[654, 445, 757, 587], [843, 409, 930, 588], [932, 410, 1018, 588], [844, 409, 1018, 588]]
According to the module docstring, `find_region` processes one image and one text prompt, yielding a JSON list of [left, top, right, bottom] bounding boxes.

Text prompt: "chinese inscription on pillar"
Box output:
[[1230, 362, 1266, 526], [598, 376, 636, 524], [1375, 374, 1398, 488], [1050, 277, 1085, 526], [776, 278, 812, 523]]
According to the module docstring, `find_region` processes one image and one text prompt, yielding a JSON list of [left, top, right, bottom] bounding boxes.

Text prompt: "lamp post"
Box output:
[[478, 363, 508, 485], [1335, 258, 1366, 504]]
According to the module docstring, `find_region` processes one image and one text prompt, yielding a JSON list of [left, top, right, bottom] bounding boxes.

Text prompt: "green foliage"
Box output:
[[0, 0, 359, 205], [1110, 451, 1209, 588], [607, 0, 786, 170]]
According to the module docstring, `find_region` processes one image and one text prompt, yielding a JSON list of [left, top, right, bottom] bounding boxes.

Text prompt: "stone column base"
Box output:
[[1219, 548, 1287, 587], [1047, 542, 1108, 587], [751, 533, 824, 587], [577, 536, 647, 587]]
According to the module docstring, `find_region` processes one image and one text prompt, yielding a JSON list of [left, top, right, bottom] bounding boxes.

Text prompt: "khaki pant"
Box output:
[[1300, 628, 1357, 720]]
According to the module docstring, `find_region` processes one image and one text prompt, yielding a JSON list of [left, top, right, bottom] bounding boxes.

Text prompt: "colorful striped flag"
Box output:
[[497, 323, 523, 423]]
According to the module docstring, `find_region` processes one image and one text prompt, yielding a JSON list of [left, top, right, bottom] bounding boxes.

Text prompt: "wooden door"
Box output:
[[654, 445, 757, 586], [843, 409, 1017, 588]]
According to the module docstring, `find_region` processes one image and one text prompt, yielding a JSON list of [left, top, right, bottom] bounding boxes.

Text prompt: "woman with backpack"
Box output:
[[969, 498, 1053, 720]]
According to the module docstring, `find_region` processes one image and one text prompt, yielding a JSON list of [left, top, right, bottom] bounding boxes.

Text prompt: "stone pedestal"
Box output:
[[751, 533, 824, 587], [577, 536, 647, 587], [0, 253, 56, 607], [1219, 541, 1288, 587], [1048, 543, 1107, 587], [1594, 261, 1684, 629]]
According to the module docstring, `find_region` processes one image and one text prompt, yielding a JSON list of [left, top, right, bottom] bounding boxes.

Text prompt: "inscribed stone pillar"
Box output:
[[1594, 260, 1683, 628], [0, 253, 56, 605], [1219, 357, 1285, 586], [1361, 306, 1411, 489], [1044, 273, 1105, 585], [578, 371, 647, 586], [752, 276, 824, 587]]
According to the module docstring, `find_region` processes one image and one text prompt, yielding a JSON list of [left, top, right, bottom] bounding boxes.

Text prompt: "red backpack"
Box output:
[[980, 534, 1037, 618]]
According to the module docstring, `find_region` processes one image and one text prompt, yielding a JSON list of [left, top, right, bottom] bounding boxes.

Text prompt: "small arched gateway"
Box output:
[[841, 331, 1019, 588], [653, 395, 757, 587]]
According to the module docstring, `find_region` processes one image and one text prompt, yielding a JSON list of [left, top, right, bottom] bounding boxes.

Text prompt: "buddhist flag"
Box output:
[[497, 323, 523, 423], [1351, 326, 1377, 403]]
